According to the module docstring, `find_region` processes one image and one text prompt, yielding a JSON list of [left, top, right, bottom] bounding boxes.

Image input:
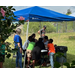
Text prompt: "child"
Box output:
[[22, 36, 32, 64], [26, 38, 35, 68], [47, 39, 55, 68], [0, 41, 6, 68], [43, 36, 48, 49]]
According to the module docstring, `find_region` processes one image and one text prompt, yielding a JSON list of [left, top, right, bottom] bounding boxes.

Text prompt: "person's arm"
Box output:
[[17, 43, 22, 53], [38, 30, 40, 34], [16, 36, 22, 53]]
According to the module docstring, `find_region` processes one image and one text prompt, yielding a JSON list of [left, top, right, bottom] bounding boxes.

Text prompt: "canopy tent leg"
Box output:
[[39, 22, 42, 30], [73, 21, 75, 32], [66, 22, 67, 32], [23, 21, 29, 68], [56, 22, 58, 33]]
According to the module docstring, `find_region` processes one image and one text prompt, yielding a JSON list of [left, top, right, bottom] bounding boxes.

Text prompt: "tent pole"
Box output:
[[66, 22, 67, 32], [73, 21, 74, 32], [57, 22, 58, 33], [23, 21, 29, 68]]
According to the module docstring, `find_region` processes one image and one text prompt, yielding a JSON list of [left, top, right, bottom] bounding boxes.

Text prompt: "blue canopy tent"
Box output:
[[14, 6, 75, 22], [14, 6, 75, 68]]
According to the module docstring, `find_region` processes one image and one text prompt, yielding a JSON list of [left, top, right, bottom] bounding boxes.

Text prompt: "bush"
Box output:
[[23, 22, 56, 33]]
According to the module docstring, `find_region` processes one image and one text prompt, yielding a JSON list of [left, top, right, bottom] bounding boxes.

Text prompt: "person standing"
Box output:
[[14, 28, 22, 68], [47, 39, 55, 68], [38, 25, 46, 38]]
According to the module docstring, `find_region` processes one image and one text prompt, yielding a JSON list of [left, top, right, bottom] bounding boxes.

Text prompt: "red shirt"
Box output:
[[47, 43, 55, 54]]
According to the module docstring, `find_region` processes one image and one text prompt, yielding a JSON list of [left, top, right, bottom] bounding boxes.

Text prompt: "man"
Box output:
[[14, 28, 22, 68], [38, 25, 46, 38]]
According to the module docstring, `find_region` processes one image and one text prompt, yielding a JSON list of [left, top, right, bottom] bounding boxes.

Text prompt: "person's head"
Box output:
[[43, 25, 46, 30], [49, 39, 53, 43], [31, 33, 36, 39], [28, 36, 32, 41], [43, 36, 48, 42], [16, 28, 21, 35]]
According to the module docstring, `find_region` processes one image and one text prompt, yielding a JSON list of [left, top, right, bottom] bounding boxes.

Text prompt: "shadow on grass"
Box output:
[[3, 57, 16, 68], [67, 53, 75, 63], [3, 57, 25, 68], [4, 53, 75, 68]]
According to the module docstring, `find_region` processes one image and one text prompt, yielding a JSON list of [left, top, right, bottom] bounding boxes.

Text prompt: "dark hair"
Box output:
[[44, 36, 48, 40], [49, 39, 53, 43], [38, 38, 43, 42], [31, 33, 35, 37], [28, 36, 32, 41]]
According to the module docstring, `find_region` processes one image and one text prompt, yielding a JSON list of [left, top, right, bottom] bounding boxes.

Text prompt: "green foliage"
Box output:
[[6, 54, 11, 59], [66, 9, 72, 15], [54, 61, 61, 68], [64, 62, 70, 68], [0, 6, 24, 59], [63, 60, 75, 68], [23, 22, 56, 33], [54, 52, 75, 68]]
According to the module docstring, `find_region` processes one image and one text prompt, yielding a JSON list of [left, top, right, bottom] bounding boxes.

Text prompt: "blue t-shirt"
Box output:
[[14, 34, 22, 48]]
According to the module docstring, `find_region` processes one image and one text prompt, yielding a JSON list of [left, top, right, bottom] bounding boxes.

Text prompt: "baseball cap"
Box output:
[[43, 25, 46, 29]]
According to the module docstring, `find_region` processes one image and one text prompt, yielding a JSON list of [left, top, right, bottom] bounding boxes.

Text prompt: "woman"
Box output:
[[14, 28, 22, 68]]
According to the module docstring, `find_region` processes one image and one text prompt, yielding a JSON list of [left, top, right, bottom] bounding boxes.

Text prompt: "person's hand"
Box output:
[[38, 31, 40, 34], [20, 48, 22, 53]]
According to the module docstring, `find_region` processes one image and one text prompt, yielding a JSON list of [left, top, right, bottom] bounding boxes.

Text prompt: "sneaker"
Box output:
[[29, 65, 33, 68], [46, 63, 50, 67]]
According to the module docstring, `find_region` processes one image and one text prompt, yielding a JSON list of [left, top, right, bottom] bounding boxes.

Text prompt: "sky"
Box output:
[[13, 6, 75, 14]]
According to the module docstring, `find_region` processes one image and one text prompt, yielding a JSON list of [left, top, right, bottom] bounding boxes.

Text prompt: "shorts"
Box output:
[[26, 50, 32, 58], [0, 54, 5, 62]]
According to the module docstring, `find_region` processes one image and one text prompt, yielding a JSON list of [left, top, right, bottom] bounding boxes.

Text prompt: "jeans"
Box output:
[[16, 50, 22, 68], [49, 52, 54, 68]]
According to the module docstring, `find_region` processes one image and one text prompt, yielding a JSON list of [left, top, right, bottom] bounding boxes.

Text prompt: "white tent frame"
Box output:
[[23, 21, 29, 68]]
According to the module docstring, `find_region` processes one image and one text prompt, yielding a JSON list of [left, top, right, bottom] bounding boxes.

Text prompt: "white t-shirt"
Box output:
[[44, 41, 48, 45], [22, 40, 29, 50], [43, 41, 48, 49]]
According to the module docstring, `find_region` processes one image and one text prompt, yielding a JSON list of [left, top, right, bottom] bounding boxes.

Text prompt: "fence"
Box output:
[[55, 21, 75, 33], [21, 21, 75, 35]]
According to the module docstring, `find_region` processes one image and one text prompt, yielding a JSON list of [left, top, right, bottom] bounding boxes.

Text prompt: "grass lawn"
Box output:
[[4, 32, 75, 68]]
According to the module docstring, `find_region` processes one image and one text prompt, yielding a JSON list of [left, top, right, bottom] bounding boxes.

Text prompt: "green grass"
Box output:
[[4, 32, 75, 68]]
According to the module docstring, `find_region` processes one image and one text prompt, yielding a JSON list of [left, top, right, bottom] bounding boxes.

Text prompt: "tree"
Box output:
[[0, 6, 24, 59], [66, 9, 72, 15]]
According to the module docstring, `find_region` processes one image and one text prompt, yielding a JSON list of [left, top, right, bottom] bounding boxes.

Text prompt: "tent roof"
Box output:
[[14, 6, 75, 22]]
